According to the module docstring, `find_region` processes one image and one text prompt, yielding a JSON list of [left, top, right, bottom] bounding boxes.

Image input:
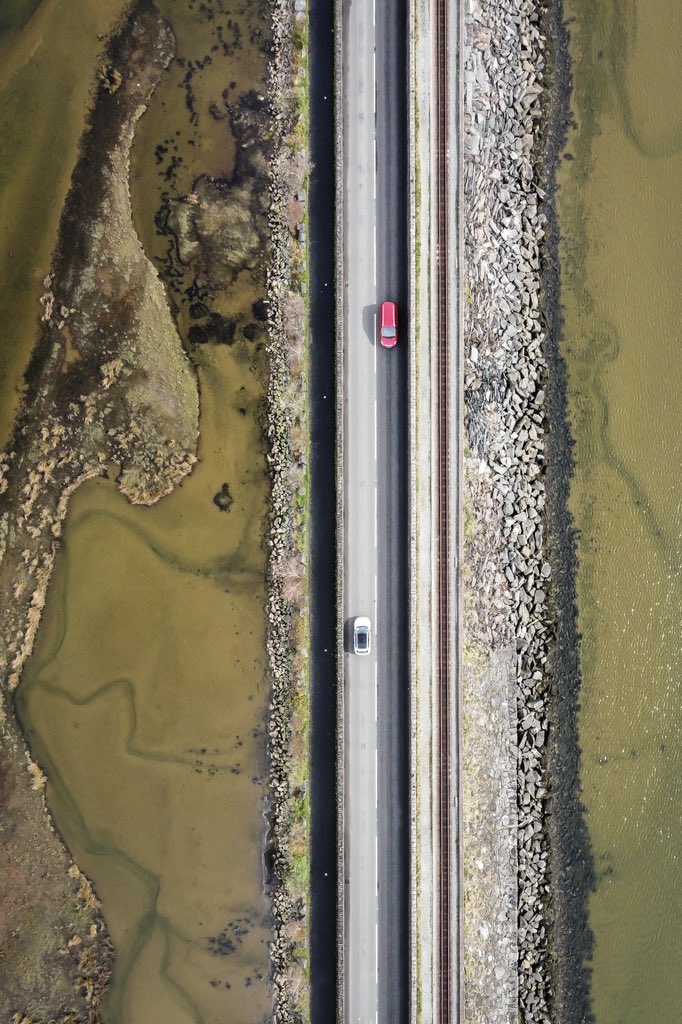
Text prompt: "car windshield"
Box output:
[[357, 630, 368, 649], [382, 327, 396, 338]]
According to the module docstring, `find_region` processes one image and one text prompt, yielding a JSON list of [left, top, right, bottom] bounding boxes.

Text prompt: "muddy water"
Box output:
[[14, 1, 274, 1022], [18, 346, 271, 1023], [0, 0, 135, 447], [559, 1, 682, 1020]]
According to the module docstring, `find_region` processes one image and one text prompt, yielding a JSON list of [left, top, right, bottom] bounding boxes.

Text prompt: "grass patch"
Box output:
[[289, 846, 308, 893]]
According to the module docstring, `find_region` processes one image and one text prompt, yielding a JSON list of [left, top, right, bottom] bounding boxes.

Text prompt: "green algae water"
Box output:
[[559, 1, 682, 1020], [9, 0, 274, 1021]]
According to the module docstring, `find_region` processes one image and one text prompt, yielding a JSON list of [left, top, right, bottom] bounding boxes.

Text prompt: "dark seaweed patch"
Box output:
[[540, 1, 596, 1021], [188, 324, 209, 345], [206, 313, 236, 344], [189, 300, 210, 319], [206, 917, 252, 957], [252, 299, 269, 322], [242, 322, 262, 342], [188, 313, 237, 346]]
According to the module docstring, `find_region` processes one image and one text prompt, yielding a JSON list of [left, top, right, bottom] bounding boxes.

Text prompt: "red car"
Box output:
[[379, 300, 398, 348]]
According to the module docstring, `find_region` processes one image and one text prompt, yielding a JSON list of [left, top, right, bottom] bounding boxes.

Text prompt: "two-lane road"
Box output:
[[342, 0, 409, 1019], [343, 0, 379, 1014]]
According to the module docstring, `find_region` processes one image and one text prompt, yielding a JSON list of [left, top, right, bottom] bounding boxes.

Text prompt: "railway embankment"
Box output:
[[461, 0, 564, 1021]]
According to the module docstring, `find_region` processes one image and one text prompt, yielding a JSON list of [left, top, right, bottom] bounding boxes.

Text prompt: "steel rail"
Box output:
[[435, 0, 451, 1019]]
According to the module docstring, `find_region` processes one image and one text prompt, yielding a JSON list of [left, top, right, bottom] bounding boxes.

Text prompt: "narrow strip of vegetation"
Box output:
[[263, 3, 313, 1021]]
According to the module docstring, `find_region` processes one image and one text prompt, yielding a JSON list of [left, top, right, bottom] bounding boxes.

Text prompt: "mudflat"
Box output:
[[2, 0, 308, 1017], [0, 3, 200, 1018]]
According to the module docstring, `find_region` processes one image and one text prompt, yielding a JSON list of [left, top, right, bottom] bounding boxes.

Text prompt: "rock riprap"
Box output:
[[463, 0, 553, 1021]]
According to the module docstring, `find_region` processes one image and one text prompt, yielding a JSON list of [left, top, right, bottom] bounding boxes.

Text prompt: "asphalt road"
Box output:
[[342, 0, 409, 1019]]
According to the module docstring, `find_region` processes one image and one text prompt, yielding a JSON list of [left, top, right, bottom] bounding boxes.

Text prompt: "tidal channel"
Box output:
[[559, 1, 682, 1020]]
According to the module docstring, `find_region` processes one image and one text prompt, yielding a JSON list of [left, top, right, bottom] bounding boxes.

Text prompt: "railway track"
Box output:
[[435, 0, 454, 1020]]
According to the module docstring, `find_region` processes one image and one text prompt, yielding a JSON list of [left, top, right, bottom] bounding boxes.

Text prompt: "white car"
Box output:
[[353, 616, 371, 656]]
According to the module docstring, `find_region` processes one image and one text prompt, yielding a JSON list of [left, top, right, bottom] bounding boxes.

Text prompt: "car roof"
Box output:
[[380, 306, 396, 332]]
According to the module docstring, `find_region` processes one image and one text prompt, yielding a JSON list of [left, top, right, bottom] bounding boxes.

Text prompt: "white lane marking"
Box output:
[[375, 662, 378, 724], [375, 831, 379, 991], [373, 13, 377, 195], [374, 562, 378, 664]]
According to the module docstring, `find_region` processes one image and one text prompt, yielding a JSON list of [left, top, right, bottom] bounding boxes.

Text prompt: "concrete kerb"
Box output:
[[333, 0, 346, 1019], [407, 0, 418, 1018]]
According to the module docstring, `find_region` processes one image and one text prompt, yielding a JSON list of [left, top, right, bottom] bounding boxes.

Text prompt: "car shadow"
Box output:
[[362, 303, 377, 346], [343, 618, 355, 654]]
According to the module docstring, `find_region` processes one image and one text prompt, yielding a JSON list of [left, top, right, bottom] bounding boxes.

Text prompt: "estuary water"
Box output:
[[558, 1, 682, 1020], [8, 0, 274, 1021]]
